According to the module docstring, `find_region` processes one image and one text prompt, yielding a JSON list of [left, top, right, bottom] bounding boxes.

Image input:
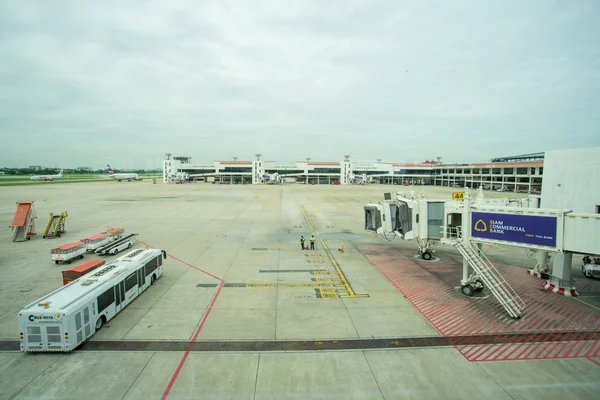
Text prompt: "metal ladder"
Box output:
[[454, 239, 525, 319]]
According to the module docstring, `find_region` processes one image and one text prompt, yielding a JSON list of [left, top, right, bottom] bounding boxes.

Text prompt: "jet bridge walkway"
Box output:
[[364, 188, 600, 319]]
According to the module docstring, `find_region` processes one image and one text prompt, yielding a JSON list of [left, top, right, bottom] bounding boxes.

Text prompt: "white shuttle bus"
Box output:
[[18, 248, 166, 352]]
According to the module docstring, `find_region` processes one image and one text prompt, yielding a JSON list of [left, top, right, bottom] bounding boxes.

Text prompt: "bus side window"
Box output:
[[144, 257, 158, 276], [97, 287, 114, 313], [125, 273, 137, 292]]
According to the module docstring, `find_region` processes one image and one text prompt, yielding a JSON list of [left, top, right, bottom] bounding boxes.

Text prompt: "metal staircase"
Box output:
[[43, 212, 67, 239], [454, 239, 525, 319]]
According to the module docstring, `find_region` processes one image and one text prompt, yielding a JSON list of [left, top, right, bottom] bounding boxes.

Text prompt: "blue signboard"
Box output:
[[471, 212, 557, 248]]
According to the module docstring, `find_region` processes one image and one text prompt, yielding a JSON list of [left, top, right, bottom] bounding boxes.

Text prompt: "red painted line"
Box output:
[[516, 340, 544, 360], [476, 342, 508, 361], [574, 340, 593, 358], [413, 299, 438, 312], [571, 308, 598, 331], [135, 239, 223, 281], [569, 341, 589, 358], [562, 332, 588, 358], [543, 338, 567, 359], [436, 307, 473, 333], [128, 238, 225, 400], [556, 305, 587, 331], [587, 357, 600, 367], [536, 340, 560, 359], [586, 340, 600, 357], [524, 303, 560, 332], [500, 339, 531, 361], [471, 314, 507, 335], [519, 297, 556, 331], [425, 298, 459, 321], [161, 280, 224, 400], [375, 265, 443, 335]]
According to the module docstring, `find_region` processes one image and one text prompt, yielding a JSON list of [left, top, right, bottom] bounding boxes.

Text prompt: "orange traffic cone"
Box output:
[[341, 245, 345, 253]]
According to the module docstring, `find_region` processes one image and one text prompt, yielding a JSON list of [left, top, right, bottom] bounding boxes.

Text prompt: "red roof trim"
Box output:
[[63, 259, 105, 273], [82, 233, 106, 241], [57, 241, 85, 250], [470, 161, 543, 168]]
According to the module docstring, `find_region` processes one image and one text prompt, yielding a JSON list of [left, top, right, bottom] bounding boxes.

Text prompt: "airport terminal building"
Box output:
[[163, 152, 545, 193]]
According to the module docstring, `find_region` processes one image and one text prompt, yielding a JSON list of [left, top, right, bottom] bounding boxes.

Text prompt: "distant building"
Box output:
[[163, 152, 547, 193], [77, 167, 92, 171], [29, 165, 42, 170]]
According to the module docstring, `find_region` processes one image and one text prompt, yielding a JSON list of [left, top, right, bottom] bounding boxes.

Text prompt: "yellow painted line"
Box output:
[[245, 283, 334, 289], [300, 204, 369, 299], [340, 294, 370, 298]]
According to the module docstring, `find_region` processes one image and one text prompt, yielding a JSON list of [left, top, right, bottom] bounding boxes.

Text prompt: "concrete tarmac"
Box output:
[[0, 181, 598, 399]]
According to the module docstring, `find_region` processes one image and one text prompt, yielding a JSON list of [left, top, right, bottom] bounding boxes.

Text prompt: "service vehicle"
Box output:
[[95, 233, 137, 255], [51, 241, 86, 264], [62, 259, 105, 285], [80, 233, 109, 252], [582, 256, 600, 279]]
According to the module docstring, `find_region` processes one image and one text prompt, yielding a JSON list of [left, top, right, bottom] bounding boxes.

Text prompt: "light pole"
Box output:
[[233, 157, 238, 161]]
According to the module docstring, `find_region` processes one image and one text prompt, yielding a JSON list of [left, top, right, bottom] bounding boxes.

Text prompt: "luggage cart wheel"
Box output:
[[461, 284, 475, 297], [421, 251, 432, 261]]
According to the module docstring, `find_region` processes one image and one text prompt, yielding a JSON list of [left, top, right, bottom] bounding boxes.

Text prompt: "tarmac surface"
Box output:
[[0, 181, 598, 400]]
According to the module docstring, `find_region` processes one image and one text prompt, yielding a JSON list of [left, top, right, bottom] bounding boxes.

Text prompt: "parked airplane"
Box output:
[[107, 164, 142, 181], [31, 169, 63, 182], [167, 172, 189, 183], [262, 173, 283, 184], [351, 174, 373, 185]]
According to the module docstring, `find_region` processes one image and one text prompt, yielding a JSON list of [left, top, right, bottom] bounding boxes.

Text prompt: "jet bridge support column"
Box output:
[[460, 193, 472, 285], [529, 251, 550, 278], [545, 252, 578, 297]]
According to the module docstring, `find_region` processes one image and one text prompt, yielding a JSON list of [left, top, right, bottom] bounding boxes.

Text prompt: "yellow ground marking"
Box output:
[[300, 204, 369, 299], [245, 283, 334, 289]]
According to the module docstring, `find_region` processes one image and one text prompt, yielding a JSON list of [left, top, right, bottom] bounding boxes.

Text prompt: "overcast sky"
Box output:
[[1, 0, 599, 169]]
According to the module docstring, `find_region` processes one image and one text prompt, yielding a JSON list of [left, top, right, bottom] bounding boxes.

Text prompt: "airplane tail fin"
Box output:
[[107, 164, 115, 176], [58, 169, 63, 175]]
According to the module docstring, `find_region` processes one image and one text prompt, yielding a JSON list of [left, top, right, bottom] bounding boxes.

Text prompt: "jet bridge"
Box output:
[[364, 188, 600, 319]]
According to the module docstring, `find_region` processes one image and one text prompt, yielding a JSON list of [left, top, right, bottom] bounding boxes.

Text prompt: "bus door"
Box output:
[[138, 265, 146, 290], [124, 272, 139, 303], [114, 281, 126, 313]]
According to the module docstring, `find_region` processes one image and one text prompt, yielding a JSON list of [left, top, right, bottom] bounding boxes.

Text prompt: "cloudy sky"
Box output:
[[1, 0, 598, 169]]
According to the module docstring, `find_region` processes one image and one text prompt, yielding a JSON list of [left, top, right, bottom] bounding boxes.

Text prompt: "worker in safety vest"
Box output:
[[300, 236, 305, 250], [310, 235, 315, 250]]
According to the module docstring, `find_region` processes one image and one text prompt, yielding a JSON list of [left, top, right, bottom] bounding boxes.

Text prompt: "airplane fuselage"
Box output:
[[31, 170, 63, 182], [110, 173, 141, 181]]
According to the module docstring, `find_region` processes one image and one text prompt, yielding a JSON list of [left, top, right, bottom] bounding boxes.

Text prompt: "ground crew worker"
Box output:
[[300, 235, 305, 250], [310, 235, 315, 250]]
